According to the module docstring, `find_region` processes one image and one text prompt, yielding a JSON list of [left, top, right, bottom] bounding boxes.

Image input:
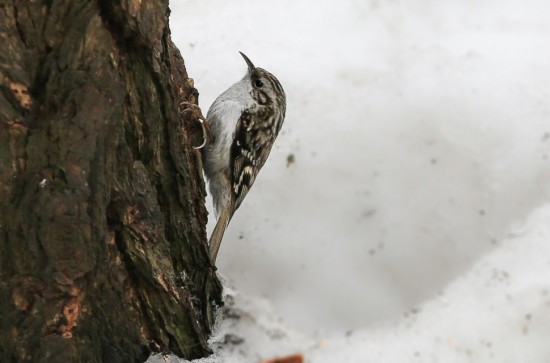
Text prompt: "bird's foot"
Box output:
[[180, 102, 214, 149]]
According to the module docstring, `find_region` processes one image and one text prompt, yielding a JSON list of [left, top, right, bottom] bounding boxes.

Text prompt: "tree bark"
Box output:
[[0, 1, 222, 362]]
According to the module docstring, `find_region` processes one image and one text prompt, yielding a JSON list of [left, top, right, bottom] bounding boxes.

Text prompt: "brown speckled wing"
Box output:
[[230, 107, 281, 211]]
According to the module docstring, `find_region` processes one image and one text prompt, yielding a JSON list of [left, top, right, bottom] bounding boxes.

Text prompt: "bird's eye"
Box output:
[[254, 79, 264, 88]]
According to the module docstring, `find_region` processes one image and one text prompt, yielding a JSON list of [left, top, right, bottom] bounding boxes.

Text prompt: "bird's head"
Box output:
[[239, 51, 286, 111]]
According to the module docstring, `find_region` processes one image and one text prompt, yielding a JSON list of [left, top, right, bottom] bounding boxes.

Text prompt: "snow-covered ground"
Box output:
[[152, 206, 550, 362], [156, 0, 550, 361]]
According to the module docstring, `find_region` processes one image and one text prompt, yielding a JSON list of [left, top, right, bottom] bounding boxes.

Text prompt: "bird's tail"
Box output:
[[209, 208, 232, 264]]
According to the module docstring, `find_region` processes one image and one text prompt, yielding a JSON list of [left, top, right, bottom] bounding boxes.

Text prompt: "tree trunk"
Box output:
[[0, 1, 222, 362]]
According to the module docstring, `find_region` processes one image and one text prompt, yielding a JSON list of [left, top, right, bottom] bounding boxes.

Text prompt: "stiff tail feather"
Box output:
[[209, 208, 232, 263]]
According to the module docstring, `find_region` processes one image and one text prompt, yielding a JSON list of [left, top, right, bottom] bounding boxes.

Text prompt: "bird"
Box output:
[[202, 52, 286, 264]]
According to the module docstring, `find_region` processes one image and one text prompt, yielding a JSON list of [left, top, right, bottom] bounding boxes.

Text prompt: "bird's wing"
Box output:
[[230, 108, 280, 212]]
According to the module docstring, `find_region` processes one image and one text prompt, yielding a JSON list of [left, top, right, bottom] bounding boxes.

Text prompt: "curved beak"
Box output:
[[239, 51, 256, 73]]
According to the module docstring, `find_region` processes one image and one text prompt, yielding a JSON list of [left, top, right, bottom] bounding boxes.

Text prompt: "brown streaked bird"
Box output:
[[202, 52, 286, 264]]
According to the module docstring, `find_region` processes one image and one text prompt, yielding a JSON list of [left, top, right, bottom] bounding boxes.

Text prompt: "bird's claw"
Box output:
[[180, 102, 213, 149], [193, 116, 213, 150]]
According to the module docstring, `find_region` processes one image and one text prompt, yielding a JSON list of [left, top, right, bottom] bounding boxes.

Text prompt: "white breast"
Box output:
[[204, 76, 254, 175]]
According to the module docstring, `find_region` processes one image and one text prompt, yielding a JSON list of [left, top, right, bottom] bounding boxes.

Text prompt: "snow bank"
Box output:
[[150, 205, 550, 362]]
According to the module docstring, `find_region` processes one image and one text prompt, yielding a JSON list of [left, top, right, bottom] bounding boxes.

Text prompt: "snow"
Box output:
[[155, 0, 550, 361]]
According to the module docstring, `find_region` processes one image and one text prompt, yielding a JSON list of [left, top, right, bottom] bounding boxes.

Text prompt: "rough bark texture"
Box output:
[[0, 1, 222, 362]]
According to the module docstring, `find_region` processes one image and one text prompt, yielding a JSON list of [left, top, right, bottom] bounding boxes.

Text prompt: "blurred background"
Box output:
[[169, 0, 550, 353]]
